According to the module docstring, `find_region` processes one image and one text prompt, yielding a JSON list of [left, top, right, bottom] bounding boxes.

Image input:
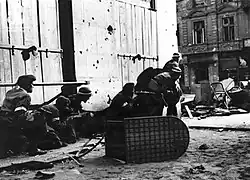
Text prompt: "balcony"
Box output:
[[179, 40, 243, 55]]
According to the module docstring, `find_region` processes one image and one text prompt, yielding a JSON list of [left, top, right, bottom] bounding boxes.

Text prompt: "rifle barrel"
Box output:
[[0, 81, 90, 87]]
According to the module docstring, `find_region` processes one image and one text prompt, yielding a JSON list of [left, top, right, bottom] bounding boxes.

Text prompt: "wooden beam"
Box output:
[[58, 0, 77, 95]]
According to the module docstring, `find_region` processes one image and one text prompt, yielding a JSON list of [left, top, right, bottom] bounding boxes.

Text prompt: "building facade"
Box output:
[[177, 0, 250, 92]]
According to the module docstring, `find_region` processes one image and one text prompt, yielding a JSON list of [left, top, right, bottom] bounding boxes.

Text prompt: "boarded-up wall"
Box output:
[[0, 0, 158, 109], [72, 0, 158, 110], [0, 0, 63, 105]]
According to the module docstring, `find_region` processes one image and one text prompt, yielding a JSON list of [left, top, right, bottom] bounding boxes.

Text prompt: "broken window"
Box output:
[[192, 21, 205, 44], [222, 16, 235, 41]]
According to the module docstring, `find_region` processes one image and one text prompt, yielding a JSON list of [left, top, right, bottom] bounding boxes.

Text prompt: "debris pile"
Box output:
[[181, 79, 250, 119]]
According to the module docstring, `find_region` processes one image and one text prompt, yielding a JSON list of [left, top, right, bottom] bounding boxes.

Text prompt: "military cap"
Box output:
[[78, 87, 92, 96], [172, 53, 180, 58], [16, 74, 36, 86]]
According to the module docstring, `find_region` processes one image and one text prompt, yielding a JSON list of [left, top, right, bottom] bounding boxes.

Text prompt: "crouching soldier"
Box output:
[[0, 75, 47, 157], [148, 62, 183, 116], [107, 83, 135, 119], [41, 95, 77, 145], [67, 87, 95, 137]]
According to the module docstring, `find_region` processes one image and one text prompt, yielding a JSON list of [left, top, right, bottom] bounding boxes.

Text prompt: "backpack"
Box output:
[[135, 67, 163, 91]]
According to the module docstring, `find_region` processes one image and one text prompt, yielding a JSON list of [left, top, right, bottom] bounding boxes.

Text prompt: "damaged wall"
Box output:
[[72, 0, 158, 110], [0, 0, 62, 105], [0, 0, 158, 109]]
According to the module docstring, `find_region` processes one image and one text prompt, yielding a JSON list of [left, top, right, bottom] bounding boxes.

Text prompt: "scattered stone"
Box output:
[[198, 144, 209, 150], [35, 170, 55, 179], [189, 165, 205, 174]]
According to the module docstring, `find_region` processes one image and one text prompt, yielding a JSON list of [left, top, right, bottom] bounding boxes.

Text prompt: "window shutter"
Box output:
[[202, 28, 205, 43], [192, 29, 195, 44]]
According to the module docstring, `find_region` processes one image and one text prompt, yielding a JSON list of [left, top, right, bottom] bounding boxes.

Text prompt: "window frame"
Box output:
[[222, 16, 235, 42], [192, 20, 206, 44]]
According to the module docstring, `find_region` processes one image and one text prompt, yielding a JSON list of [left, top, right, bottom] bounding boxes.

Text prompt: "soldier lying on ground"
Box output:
[[0, 75, 47, 157]]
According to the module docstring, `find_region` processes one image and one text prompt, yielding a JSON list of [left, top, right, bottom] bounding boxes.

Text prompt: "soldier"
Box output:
[[163, 53, 180, 71], [148, 62, 183, 116], [68, 87, 92, 114], [107, 83, 135, 119], [40, 96, 76, 147], [0, 75, 47, 157]]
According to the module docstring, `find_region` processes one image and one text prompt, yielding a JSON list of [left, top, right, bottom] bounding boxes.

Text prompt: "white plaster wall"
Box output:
[[156, 0, 179, 68]]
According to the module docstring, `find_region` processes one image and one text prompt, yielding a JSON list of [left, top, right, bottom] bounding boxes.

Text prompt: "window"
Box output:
[[222, 0, 233, 2], [222, 16, 235, 41], [192, 21, 205, 44]]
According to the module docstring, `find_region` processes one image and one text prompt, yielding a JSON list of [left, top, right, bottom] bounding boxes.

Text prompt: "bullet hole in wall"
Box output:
[[105, 37, 109, 41], [107, 25, 114, 35], [93, 64, 95, 67], [97, 60, 99, 64], [96, 67, 98, 69], [80, 51, 82, 54], [109, 79, 111, 83], [83, 19, 85, 22], [107, 9, 110, 12], [95, 90, 98, 94], [92, 17, 95, 20], [86, 49, 89, 52], [107, 95, 112, 104]]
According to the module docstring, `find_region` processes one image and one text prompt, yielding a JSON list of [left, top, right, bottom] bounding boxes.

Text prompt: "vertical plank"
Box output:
[[151, 11, 158, 68], [114, 1, 123, 86], [126, 3, 137, 83], [119, 2, 129, 83], [135, 6, 144, 75], [145, 9, 151, 67], [22, 0, 44, 104], [8, 0, 25, 82], [72, 0, 88, 79], [38, 0, 62, 101], [109, 0, 119, 79], [143, 8, 150, 69], [0, 0, 12, 104]]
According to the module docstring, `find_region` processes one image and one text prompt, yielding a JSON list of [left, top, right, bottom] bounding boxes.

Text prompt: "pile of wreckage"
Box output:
[[181, 78, 250, 119]]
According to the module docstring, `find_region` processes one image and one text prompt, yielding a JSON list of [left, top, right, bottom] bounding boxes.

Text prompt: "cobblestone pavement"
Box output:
[[1, 128, 250, 180]]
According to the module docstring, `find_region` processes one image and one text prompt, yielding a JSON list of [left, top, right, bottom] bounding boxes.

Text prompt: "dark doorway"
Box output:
[[194, 63, 209, 84]]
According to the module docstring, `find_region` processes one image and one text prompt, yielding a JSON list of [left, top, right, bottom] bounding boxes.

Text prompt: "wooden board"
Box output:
[[0, 0, 12, 103], [8, 0, 25, 81], [0, 138, 100, 170], [38, 0, 62, 102], [22, 0, 44, 104]]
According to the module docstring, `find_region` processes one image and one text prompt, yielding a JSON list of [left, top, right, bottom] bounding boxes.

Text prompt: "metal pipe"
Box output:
[[117, 53, 158, 61], [0, 81, 90, 87], [0, 44, 63, 54]]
